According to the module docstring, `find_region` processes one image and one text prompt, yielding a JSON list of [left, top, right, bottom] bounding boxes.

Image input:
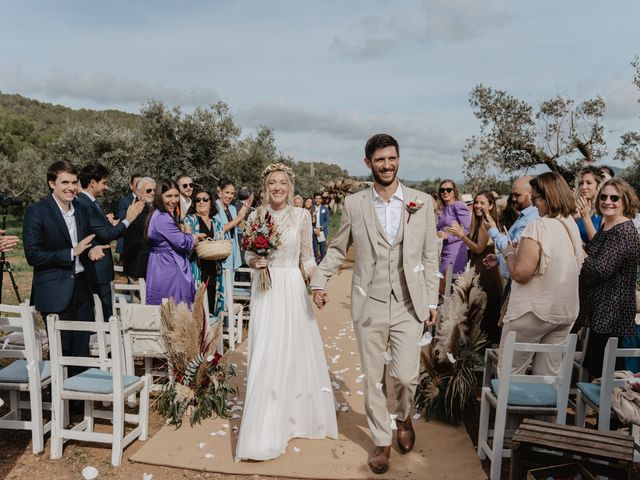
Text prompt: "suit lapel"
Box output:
[[360, 190, 380, 259], [46, 194, 73, 246], [401, 186, 414, 257]]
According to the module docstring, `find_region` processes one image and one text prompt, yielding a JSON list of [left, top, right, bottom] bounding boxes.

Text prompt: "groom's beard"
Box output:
[[371, 168, 397, 187]]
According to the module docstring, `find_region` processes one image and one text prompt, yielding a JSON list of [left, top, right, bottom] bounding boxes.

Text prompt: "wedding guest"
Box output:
[[176, 174, 194, 222], [313, 192, 330, 263], [575, 166, 604, 243], [184, 188, 223, 316], [236, 163, 337, 462], [579, 178, 640, 378], [600, 165, 615, 180], [145, 178, 203, 305], [500, 193, 520, 230], [122, 177, 155, 281], [497, 172, 584, 376], [234, 186, 254, 266], [215, 179, 250, 285], [115, 173, 141, 255], [436, 179, 470, 275], [446, 191, 503, 344], [303, 197, 315, 244], [293, 194, 304, 208]]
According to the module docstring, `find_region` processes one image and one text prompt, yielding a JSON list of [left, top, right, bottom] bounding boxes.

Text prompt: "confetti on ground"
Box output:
[[198, 442, 206, 449], [216, 430, 227, 436], [356, 390, 364, 396], [222, 423, 230, 429], [82, 466, 98, 480], [331, 381, 340, 390], [232, 426, 239, 433], [413, 413, 422, 420], [293, 447, 301, 453], [203, 453, 215, 459], [355, 373, 366, 383], [331, 355, 341, 363], [340, 405, 350, 412], [143, 474, 153, 480], [232, 414, 241, 419], [382, 352, 392, 364]]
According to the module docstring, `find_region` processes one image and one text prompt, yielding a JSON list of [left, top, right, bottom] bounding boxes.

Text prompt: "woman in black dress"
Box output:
[[184, 188, 222, 316], [580, 178, 640, 378]]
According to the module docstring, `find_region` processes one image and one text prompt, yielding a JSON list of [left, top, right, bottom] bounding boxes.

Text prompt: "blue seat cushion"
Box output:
[[64, 368, 140, 394], [233, 287, 250, 298], [577, 381, 601, 406], [0, 360, 50, 383], [490, 379, 558, 407]]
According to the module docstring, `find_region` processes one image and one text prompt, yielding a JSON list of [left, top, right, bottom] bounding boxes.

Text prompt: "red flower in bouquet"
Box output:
[[243, 208, 282, 291]]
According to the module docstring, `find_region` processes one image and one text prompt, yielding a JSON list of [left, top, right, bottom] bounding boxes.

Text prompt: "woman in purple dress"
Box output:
[[436, 179, 471, 276], [145, 178, 203, 305]]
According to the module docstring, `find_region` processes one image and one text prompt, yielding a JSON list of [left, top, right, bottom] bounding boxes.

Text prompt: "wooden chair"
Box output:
[[477, 331, 577, 480], [0, 303, 52, 453], [47, 314, 150, 466], [575, 336, 640, 462], [221, 269, 244, 351], [110, 278, 146, 317]]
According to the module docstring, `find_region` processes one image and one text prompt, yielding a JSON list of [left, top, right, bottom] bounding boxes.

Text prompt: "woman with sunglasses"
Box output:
[[574, 166, 605, 243], [498, 172, 584, 376], [446, 191, 503, 344], [184, 188, 223, 317], [579, 178, 640, 378], [436, 179, 470, 277], [145, 178, 205, 306]]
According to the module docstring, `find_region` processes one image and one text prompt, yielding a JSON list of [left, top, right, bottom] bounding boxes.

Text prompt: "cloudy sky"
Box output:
[[1, 0, 640, 180]]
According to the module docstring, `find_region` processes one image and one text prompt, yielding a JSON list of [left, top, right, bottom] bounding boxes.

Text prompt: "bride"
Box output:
[[235, 163, 338, 461]]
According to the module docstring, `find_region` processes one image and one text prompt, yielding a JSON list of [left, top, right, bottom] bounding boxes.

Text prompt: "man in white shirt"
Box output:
[[176, 174, 194, 222], [311, 134, 439, 475]]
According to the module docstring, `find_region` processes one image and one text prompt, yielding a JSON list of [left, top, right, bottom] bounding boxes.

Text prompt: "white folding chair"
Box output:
[[477, 331, 577, 480], [47, 314, 150, 466], [0, 303, 52, 454], [89, 294, 111, 360], [575, 336, 640, 462], [220, 269, 244, 351], [569, 326, 590, 396], [233, 267, 252, 303], [110, 278, 146, 317]]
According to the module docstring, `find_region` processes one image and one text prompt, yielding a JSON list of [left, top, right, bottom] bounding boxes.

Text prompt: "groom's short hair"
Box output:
[[365, 134, 399, 160]]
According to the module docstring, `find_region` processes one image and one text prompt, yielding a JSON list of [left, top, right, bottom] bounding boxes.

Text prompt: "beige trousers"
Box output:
[[497, 311, 573, 378], [353, 293, 424, 446]]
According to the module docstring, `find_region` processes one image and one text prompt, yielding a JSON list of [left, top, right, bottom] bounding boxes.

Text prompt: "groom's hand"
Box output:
[[313, 289, 328, 309], [424, 308, 437, 325]]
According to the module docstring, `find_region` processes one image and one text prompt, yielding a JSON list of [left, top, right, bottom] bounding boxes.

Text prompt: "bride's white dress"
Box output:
[[235, 206, 338, 461]]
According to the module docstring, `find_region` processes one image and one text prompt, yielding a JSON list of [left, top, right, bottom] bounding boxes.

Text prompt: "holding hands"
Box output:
[[313, 289, 328, 309]]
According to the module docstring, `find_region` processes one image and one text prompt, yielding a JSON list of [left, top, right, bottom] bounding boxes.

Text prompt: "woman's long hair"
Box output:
[[469, 191, 498, 241], [144, 178, 180, 240]]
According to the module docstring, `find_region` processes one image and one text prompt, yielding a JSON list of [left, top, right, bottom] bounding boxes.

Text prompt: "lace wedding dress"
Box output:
[[235, 206, 338, 461]]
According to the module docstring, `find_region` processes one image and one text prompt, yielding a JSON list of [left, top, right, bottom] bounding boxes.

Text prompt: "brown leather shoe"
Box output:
[[396, 417, 415, 454], [368, 445, 391, 474]]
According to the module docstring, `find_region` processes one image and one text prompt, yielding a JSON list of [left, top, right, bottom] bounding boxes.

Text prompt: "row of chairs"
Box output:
[[0, 303, 150, 465], [477, 332, 640, 480]]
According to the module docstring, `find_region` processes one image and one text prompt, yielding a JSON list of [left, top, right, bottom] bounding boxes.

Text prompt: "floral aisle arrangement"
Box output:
[[415, 266, 488, 425], [242, 207, 282, 291], [157, 285, 237, 428]]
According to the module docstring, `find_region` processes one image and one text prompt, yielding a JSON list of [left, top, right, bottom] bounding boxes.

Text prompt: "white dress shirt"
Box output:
[[180, 195, 192, 219], [53, 196, 84, 274], [372, 183, 404, 244]]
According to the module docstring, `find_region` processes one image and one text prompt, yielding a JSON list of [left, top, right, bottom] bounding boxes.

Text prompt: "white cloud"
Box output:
[[331, 0, 508, 60], [0, 62, 219, 108]]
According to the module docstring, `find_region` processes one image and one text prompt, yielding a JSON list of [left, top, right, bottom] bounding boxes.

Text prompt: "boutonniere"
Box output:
[[405, 200, 424, 223]]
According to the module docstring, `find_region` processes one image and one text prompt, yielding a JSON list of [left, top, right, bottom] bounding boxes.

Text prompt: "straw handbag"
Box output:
[[196, 234, 232, 261]]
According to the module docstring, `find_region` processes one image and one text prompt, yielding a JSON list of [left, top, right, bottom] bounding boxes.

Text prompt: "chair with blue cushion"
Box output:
[[0, 303, 52, 454], [575, 336, 640, 462], [477, 331, 577, 480], [47, 314, 151, 466]]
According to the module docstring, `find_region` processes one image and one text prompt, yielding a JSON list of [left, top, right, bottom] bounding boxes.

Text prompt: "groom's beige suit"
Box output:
[[311, 183, 439, 446]]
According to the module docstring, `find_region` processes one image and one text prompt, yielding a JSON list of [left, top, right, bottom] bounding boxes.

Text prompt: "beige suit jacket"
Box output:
[[310, 184, 439, 322]]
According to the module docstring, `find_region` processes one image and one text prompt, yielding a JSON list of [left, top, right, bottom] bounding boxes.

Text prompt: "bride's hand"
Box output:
[[250, 257, 268, 269]]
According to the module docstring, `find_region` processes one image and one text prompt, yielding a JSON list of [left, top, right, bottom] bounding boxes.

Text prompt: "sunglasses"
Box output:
[[439, 187, 454, 194], [194, 197, 210, 203], [145, 188, 155, 194], [181, 183, 194, 189], [599, 194, 621, 203]]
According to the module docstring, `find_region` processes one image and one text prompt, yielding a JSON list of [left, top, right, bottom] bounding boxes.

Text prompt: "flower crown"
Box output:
[[261, 162, 295, 180]]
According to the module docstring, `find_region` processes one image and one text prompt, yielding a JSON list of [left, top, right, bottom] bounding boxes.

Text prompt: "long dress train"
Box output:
[[235, 206, 338, 461]]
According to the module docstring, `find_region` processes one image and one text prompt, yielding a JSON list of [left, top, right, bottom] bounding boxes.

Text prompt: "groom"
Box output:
[[311, 133, 439, 474]]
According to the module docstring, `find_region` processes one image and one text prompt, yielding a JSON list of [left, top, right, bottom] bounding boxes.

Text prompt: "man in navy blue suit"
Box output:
[[312, 192, 330, 263], [115, 174, 141, 255], [23, 161, 109, 363], [77, 164, 144, 317]]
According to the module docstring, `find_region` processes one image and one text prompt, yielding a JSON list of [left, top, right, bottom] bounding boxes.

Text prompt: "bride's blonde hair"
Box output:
[[262, 163, 296, 206]]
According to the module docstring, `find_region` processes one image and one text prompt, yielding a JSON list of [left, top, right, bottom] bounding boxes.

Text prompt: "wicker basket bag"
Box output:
[[196, 236, 232, 261]]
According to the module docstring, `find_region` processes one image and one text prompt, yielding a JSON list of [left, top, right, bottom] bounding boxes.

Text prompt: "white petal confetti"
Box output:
[[209, 432, 217, 436], [340, 405, 350, 412], [293, 447, 301, 453], [331, 381, 340, 390], [356, 390, 364, 396], [355, 373, 366, 383], [331, 355, 340, 364], [222, 423, 230, 429], [232, 425, 239, 433], [204, 453, 215, 459], [232, 414, 241, 419], [82, 466, 99, 480], [143, 474, 153, 480], [375, 382, 383, 391], [447, 352, 456, 364], [413, 413, 422, 420], [418, 331, 433, 347], [231, 405, 243, 411], [216, 430, 227, 436], [198, 442, 206, 449], [382, 352, 392, 364]]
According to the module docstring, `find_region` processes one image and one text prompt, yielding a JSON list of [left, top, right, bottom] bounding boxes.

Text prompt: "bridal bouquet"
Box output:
[[242, 208, 282, 291]]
